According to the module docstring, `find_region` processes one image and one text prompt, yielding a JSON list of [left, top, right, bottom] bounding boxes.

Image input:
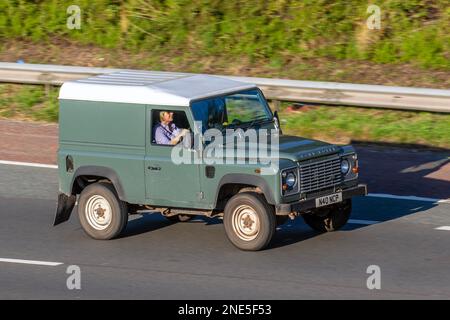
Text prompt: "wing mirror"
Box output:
[[274, 111, 283, 135]]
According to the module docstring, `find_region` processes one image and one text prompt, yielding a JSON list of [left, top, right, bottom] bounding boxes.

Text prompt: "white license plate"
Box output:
[[315, 192, 342, 208]]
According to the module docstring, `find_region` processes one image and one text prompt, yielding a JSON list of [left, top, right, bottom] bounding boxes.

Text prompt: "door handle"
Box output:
[[148, 166, 161, 171]]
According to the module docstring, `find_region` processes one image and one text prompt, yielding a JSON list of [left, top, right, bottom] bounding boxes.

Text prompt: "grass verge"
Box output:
[[281, 104, 450, 149], [0, 84, 58, 122]]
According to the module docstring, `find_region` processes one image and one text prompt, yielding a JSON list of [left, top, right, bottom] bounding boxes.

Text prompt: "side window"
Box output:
[[151, 110, 190, 146]]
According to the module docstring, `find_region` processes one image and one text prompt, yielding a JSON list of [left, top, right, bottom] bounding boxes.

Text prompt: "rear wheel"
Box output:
[[302, 199, 352, 232], [78, 182, 128, 240], [223, 192, 276, 251]]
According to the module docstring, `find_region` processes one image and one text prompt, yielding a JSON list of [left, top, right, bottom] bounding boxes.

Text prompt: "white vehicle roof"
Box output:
[[59, 71, 256, 106]]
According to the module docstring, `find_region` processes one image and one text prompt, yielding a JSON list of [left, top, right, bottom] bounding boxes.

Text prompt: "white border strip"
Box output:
[[368, 193, 450, 204], [0, 160, 57, 169], [0, 258, 63, 266]]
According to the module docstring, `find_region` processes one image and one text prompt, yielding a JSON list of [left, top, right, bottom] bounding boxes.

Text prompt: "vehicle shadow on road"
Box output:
[[118, 212, 173, 239], [271, 191, 441, 248], [270, 226, 320, 249], [117, 197, 440, 247], [199, 215, 321, 250], [268, 194, 440, 249], [354, 141, 450, 200], [343, 195, 439, 231], [118, 213, 221, 239]]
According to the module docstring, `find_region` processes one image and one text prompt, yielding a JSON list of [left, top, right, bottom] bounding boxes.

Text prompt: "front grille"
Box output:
[[299, 156, 342, 193]]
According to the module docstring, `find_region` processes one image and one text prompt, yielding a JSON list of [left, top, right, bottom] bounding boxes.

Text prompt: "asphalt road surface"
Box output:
[[0, 163, 449, 299]]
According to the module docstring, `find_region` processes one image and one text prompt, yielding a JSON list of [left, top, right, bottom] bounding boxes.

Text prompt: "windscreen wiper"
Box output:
[[243, 116, 272, 129]]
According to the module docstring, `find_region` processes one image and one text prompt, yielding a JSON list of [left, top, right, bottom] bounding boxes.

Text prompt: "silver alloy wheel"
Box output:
[[231, 205, 260, 241], [85, 195, 113, 230]]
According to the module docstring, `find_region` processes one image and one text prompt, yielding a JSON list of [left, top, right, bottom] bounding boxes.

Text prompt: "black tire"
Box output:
[[302, 199, 352, 232], [166, 214, 193, 223], [223, 192, 276, 251], [78, 182, 128, 240]]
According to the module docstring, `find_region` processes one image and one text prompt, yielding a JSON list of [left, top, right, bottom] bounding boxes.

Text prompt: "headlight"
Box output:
[[281, 168, 299, 195], [341, 159, 350, 174], [286, 172, 296, 187]]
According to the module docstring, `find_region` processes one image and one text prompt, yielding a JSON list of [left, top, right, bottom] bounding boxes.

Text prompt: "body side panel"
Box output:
[[58, 99, 146, 203]]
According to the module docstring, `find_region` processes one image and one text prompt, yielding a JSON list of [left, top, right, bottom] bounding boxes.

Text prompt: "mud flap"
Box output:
[[53, 193, 77, 226]]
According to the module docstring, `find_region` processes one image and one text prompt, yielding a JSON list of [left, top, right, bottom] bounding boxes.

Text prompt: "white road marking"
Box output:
[[435, 226, 450, 231], [0, 160, 57, 169], [368, 193, 450, 204], [348, 219, 380, 225], [0, 258, 63, 266]]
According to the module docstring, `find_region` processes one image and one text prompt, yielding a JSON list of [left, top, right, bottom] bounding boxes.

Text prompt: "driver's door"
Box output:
[[145, 107, 202, 207]]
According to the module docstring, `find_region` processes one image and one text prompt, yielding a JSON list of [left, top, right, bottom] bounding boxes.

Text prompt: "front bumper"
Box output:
[[276, 184, 367, 215]]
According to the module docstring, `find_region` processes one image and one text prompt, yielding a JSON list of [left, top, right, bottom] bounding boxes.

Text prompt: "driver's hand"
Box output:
[[172, 129, 189, 145], [172, 135, 183, 145]]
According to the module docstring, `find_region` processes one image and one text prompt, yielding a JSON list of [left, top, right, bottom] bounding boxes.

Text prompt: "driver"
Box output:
[[153, 111, 189, 145]]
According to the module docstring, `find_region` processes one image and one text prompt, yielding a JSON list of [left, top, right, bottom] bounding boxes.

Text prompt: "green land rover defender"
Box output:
[[54, 71, 367, 251]]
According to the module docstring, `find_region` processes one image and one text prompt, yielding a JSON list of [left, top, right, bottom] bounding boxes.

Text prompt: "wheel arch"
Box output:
[[70, 166, 126, 201], [214, 174, 276, 209]]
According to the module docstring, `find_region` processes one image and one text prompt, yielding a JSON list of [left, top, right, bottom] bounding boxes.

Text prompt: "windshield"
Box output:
[[191, 89, 273, 133]]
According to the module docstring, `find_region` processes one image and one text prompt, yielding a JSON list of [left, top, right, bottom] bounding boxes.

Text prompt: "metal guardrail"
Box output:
[[0, 62, 449, 113]]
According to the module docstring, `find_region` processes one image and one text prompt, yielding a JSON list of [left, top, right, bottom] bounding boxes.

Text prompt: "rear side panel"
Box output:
[[58, 99, 146, 204]]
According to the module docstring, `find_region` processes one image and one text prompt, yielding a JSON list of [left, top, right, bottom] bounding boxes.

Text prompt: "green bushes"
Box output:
[[0, 0, 448, 69]]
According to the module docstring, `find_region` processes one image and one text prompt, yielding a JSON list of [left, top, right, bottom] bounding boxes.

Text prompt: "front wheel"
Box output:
[[78, 182, 128, 240], [223, 192, 276, 251], [302, 199, 352, 232]]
